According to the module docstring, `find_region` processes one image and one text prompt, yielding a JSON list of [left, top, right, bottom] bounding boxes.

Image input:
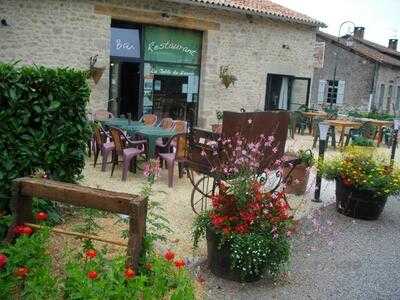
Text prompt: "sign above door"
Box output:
[[110, 27, 141, 59]]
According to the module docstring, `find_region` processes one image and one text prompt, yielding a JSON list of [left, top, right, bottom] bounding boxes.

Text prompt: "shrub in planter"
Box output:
[[0, 62, 91, 213], [320, 146, 400, 220], [284, 150, 314, 195], [193, 177, 293, 282]]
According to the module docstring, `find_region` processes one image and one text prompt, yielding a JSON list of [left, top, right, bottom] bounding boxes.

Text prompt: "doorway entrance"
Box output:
[[109, 61, 141, 119], [265, 74, 311, 111]]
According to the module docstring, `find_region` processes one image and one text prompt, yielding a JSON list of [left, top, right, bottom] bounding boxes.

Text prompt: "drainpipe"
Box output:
[[369, 63, 380, 112]]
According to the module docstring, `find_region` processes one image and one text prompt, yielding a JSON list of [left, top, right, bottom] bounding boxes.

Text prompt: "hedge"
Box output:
[[0, 62, 91, 211]]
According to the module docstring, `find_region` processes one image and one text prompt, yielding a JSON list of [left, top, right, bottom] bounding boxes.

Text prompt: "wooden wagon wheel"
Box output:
[[190, 175, 219, 215]]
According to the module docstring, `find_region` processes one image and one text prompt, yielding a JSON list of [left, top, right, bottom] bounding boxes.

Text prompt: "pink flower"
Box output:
[[248, 119, 253, 124], [272, 147, 278, 154]]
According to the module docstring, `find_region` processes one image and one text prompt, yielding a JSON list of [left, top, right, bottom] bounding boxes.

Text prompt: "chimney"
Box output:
[[353, 27, 365, 39], [388, 39, 398, 51]]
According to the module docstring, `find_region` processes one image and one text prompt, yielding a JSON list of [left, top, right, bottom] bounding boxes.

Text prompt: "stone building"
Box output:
[[1, 0, 324, 127], [311, 28, 400, 114]]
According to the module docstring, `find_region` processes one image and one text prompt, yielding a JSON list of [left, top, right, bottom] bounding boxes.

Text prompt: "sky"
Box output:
[[273, 0, 400, 47]]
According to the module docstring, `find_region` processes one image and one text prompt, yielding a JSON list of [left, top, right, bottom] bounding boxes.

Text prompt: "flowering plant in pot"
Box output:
[[192, 133, 294, 282], [319, 146, 400, 220], [284, 149, 314, 195]]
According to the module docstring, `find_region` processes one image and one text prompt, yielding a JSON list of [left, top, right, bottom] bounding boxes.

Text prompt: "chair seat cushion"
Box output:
[[123, 147, 142, 159], [159, 152, 175, 164], [102, 142, 115, 151]]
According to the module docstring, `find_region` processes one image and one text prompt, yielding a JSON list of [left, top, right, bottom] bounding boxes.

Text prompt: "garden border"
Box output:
[[3, 177, 147, 269]]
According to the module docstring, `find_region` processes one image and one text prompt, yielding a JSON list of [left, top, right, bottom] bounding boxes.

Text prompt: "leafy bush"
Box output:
[[297, 149, 315, 167], [0, 62, 91, 211], [347, 110, 394, 121], [351, 136, 375, 147]]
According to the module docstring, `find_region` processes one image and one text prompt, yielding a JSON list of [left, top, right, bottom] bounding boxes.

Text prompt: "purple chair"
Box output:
[[93, 126, 115, 172], [158, 133, 187, 187], [109, 127, 147, 181]]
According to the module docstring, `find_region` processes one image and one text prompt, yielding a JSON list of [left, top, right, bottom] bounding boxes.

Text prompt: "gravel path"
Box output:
[[201, 196, 400, 300]]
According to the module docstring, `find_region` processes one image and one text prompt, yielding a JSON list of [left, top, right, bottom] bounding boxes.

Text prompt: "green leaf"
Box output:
[[49, 101, 61, 110]]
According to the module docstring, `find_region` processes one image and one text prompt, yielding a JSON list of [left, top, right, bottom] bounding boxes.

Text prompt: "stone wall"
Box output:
[[375, 66, 400, 113], [1, 0, 317, 128], [311, 36, 376, 111]]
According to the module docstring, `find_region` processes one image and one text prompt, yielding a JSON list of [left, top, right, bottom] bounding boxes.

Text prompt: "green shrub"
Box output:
[[0, 62, 91, 211]]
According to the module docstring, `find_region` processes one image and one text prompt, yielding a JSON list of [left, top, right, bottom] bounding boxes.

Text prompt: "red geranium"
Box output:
[[174, 259, 186, 269], [211, 214, 227, 228], [87, 270, 98, 280], [164, 249, 175, 261], [85, 249, 97, 259], [15, 266, 29, 279], [124, 267, 136, 279], [234, 223, 248, 234], [35, 211, 48, 222], [20, 226, 33, 236], [0, 254, 7, 269]]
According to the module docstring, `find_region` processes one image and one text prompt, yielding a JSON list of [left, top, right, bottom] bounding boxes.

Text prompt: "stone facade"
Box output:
[[1, 0, 317, 128], [311, 34, 400, 113]]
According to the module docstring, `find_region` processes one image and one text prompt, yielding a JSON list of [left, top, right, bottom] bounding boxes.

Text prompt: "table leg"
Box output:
[[309, 116, 313, 134], [338, 126, 346, 147], [376, 126, 384, 147]]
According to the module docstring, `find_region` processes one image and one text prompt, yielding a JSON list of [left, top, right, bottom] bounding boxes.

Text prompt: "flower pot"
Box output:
[[206, 228, 261, 282], [284, 164, 310, 195], [211, 124, 222, 134], [89, 66, 105, 84], [335, 178, 388, 220]]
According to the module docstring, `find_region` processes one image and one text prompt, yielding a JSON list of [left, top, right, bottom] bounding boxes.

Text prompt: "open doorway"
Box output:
[[109, 61, 141, 119], [265, 74, 291, 111]]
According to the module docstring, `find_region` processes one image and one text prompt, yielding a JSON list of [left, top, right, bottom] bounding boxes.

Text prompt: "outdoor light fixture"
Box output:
[[313, 122, 330, 202], [391, 118, 400, 167]]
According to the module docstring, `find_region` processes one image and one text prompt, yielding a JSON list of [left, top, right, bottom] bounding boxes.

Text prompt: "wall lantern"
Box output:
[[88, 55, 105, 84], [219, 66, 237, 88]]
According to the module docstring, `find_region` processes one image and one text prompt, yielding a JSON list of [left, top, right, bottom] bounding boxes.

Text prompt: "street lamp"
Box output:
[[330, 21, 356, 108], [313, 122, 330, 202], [390, 118, 400, 167]]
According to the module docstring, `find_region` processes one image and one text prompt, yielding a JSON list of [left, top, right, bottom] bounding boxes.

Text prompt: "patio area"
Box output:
[[76, 132, 399, 262]]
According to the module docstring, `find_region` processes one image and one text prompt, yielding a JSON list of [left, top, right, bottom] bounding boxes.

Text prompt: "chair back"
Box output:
[[109, 127, 125, 153], [175, 134, 188, 160], [94, 110, 114, 121], [359, 122, 377, 139], [93, 124, 108, 145], [141, 114, 158, 126], [173, 120, 187, 134], [159, 118, 174, 130]]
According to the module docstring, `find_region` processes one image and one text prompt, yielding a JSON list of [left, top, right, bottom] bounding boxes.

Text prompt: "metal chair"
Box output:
[[344, 121, 377, 146]]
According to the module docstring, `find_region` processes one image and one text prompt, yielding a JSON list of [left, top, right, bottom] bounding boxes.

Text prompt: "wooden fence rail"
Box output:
[[4, 177, 147, 269]]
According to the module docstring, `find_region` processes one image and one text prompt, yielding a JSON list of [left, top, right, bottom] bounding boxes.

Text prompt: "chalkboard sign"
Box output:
[[110, 28, 140, 59]]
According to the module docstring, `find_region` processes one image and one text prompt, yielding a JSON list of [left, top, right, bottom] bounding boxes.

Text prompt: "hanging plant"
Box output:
[[219, 66, 237, 88], [88, 55, 105, 84]]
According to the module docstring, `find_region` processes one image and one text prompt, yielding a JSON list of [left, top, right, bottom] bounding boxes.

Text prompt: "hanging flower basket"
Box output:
[[89, 66, 105, 84]]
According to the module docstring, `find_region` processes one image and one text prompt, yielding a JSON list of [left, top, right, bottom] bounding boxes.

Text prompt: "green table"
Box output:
[[103, 118, 175, 157], [135, 127, 176, 157]]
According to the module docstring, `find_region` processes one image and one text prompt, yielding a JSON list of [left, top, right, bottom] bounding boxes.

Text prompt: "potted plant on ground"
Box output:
[[192, 134, 294, 282], [320, 146, 400, 220], [284, 149, 315, 195], [211, 110, 223, 134]]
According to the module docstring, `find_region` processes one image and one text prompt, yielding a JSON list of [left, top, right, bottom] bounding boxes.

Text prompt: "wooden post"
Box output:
[[126, 199, 148, 269]]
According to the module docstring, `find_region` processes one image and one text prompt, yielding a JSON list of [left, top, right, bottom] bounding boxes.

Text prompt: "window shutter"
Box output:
[[317, 80, 326, 103], [337, 80, 346, 105]]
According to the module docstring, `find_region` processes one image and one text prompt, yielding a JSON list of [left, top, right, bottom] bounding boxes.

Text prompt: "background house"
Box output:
[[311, 27, 400, 114], [1, 0, 323, 128]]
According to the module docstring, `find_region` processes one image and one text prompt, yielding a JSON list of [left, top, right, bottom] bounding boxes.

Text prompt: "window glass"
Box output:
[[327, 80, 338, 104]]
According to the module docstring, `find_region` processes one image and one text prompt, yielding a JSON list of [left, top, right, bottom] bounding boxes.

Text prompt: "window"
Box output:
[[327, 80, 338, 104], [387, 85, 393, 111], [396, 86, 400, 110], [378, 84, 385, 107]]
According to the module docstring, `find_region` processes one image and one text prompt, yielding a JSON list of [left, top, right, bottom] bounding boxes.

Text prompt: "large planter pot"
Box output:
[[206, 228, 261, 282], [284, 164, 310, 195], [335, 178, 388, 220]]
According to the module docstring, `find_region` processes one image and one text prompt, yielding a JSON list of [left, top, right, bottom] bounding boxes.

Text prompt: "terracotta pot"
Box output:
[[206, 228, 261, 282], [90, 66, 105, 84], [284, 164, 310, 195], [211, 124, 222, 134], [335, 178, 387, 220]]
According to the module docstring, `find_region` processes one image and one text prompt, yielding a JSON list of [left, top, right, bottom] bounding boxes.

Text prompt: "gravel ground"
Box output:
[[201, 196, 400, 300]]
